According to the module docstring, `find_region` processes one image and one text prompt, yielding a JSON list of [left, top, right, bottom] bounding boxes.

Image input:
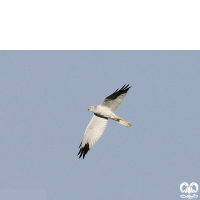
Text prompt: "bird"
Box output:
[[77, 84, 131, 159]]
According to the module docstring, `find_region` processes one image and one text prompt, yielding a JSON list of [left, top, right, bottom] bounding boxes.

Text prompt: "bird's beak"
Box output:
[[88, 107, 90, 111]]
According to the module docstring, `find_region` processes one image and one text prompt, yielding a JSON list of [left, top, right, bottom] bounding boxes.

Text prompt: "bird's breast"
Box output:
[[97, 106, 113, 118]]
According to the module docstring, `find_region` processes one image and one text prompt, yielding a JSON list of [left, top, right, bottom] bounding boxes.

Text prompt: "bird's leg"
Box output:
[[115, 116, 120, 121], [112, 115, 120, 122]]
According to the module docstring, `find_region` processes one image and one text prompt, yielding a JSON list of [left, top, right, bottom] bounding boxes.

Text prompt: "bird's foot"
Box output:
[[114, 116, 120, 121]]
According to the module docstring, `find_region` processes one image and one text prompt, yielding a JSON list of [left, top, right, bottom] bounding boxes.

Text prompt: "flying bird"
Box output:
[[77, 84, 131, 159]]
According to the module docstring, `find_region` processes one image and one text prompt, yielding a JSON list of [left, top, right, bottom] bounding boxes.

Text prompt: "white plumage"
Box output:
[[80, 114, 108, 150], [78, 84, 131, 159]]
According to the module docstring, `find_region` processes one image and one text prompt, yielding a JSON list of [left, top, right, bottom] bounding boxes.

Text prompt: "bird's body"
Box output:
[[78, 84, 131, 159], [89, 105, 131, 127], [89, 105, 115, 119], [88, 105, 113, 118]]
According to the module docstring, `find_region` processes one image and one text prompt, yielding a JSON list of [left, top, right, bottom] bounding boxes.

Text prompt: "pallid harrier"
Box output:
[[77, 84, 131, 159]]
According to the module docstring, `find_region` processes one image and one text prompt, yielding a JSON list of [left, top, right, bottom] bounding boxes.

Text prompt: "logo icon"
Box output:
[[180, 182, 198, 199]]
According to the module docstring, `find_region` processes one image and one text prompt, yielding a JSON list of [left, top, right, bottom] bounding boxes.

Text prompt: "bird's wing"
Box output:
[[100, 84, 131, 111], [77, 114, 108, 159]]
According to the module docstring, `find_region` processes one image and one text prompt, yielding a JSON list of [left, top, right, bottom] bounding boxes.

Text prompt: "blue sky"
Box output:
[[0, 51, 200, 200]]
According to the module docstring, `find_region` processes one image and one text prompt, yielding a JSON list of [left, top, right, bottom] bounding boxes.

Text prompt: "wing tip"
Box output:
[[115, 84, 131, 94], [77, 143, 90, 159]]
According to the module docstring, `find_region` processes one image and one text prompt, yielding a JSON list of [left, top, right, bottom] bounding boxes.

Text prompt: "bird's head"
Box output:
[[88, 106, 95, 112]]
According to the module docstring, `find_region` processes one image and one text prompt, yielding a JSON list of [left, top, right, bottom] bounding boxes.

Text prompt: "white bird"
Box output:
[[77, 84, 131, 159]]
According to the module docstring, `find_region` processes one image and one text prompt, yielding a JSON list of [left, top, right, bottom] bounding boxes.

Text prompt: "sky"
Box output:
[[0, 51, 200, 200]]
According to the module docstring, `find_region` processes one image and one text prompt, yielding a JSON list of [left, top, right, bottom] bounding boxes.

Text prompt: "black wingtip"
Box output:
[[114, 84, 131, 94], [77, 143, 90, 159]]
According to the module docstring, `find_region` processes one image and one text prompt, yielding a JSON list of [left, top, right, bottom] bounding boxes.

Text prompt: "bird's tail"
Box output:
[[115, 117, 131, 127]]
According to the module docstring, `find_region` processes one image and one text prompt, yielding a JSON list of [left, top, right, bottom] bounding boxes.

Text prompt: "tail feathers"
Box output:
[[117, 118, 131, 127]]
